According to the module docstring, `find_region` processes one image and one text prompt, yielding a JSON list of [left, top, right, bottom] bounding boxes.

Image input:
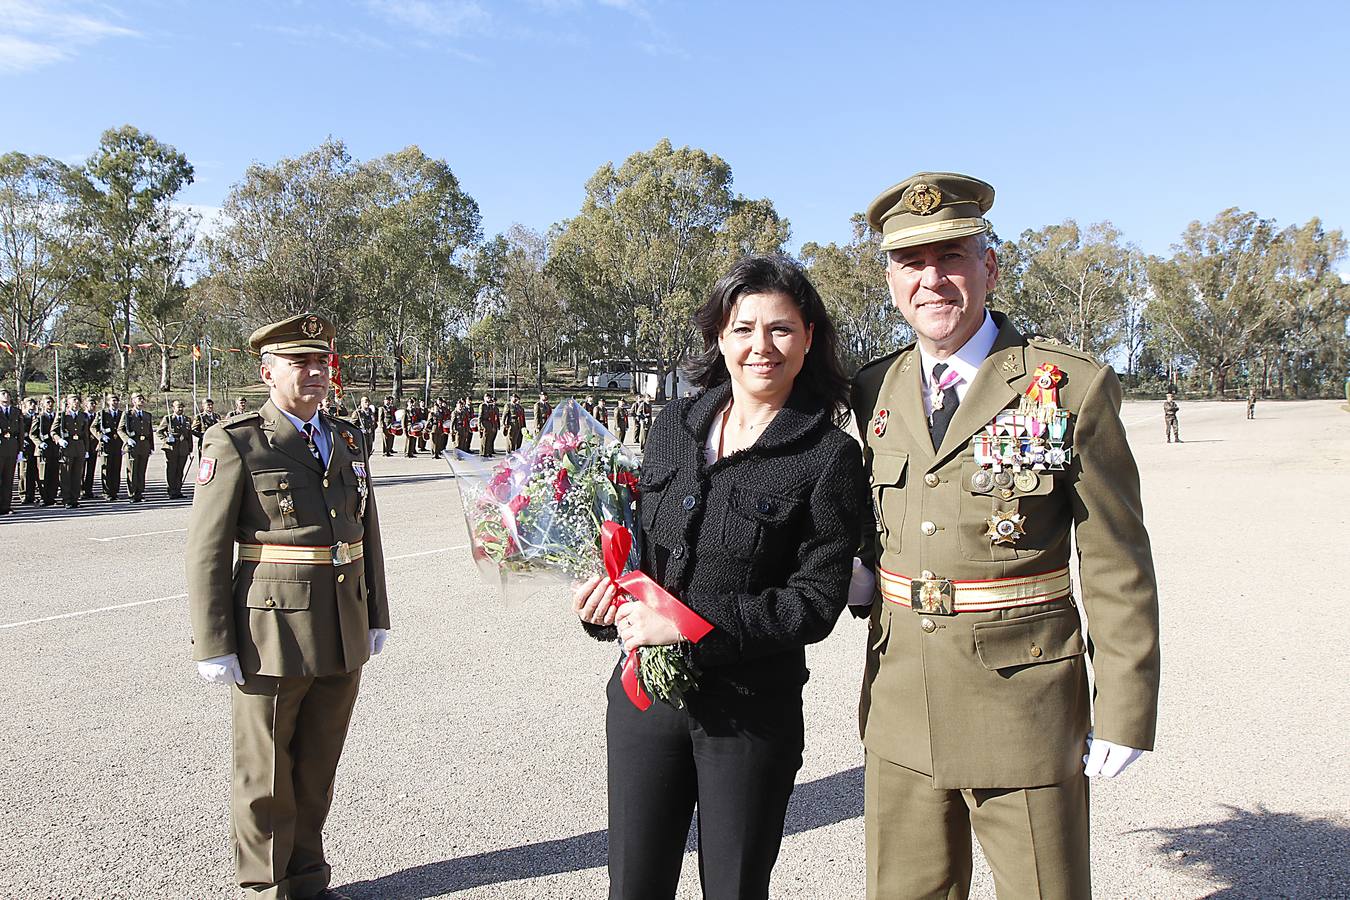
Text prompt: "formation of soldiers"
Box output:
[[370, 390, 653, 459], [0, 389, 256, 513]]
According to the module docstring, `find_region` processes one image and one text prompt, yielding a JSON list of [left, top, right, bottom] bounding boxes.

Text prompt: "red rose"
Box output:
[[508, 494, 530, 515], [554, 468, 570, 502]]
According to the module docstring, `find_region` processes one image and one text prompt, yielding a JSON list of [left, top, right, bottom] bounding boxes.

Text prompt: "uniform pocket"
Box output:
[[973, 607, 1084, 670], [251, 470, 300, 527], [870, 450, 908, 548], [241, 578, 312, 611]]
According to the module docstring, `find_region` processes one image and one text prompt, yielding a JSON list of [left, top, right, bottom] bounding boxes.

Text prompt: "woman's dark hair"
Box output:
[[686, 254, 851, 421]]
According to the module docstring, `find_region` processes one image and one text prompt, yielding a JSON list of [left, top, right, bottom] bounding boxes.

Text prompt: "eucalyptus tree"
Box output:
[[0, 152, 89, 396], [133, 206, 203, 390], [497, 225, 564, 393]]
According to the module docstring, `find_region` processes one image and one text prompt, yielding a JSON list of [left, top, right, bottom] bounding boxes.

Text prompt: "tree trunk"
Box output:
[[393, 349, 404, 400], [159, 345, 172, 391], [368, 355, 376, 392]]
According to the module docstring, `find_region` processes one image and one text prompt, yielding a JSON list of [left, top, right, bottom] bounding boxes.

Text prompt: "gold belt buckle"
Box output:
[[331, 541, 352, 566], [911, 577, 954, 615]]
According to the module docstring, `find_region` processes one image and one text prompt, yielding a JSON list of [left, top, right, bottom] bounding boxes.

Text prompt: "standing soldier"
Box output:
[[582, 394, 595, 415], [30, 395, 59, 506], [533, 392, 552, 433], [449, 398, 467, 454], [52, 393, 90, 508], [402, 397, 420, 458], [429, 398, 450, 458], [187, 312, 390, 900], [416, 398, 433, 454], [227, 397, 249, 419], [851, 172, 1160, 899], [355, 396, 378, 450], [504, 394, 526, 452], [630, 396, 644, 446], [478, 391, 500, 458], [19, 397, 39, 505], [377, 396, 398, 457], [0, 389, 20, 515], [593, 395, 609, 429], [118, 392, 155, 503], [94, 393, 126, 500], [1164, 391, 1181, 443], [192, 398, 221, 459], [80, 395, 99, 500], [613, 397, 630, 444], [158, 399, 194, 499], [1246, 386, 1256, 420]]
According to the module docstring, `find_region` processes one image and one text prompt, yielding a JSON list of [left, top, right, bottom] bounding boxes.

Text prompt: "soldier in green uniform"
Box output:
[[478, 391, 500, 458], [118, 392, 155, 503], [18, 396, 39, 505], [51, 393, 90, 508], [1245, 386, 1256, 420], [193, 397, 221, 459], [533, 392, 552, 432], [504, 393, 526, 452], [354, 397, 378, 450], [158, 399, 194, 499], [0, 389, 21, 514], [1163, 391, 1181, 443], [80, 395, 98, 499], [187, 312, 390, 900], [851, 173, 1161, 900], [95, 393, 126, 500], [377, 396, 398, 457], [30, 395, 59, 506], [614, 398, 630, 443]]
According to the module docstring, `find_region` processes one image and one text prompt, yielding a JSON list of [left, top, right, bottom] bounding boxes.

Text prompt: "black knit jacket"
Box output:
[[586, 380, 867, 696]]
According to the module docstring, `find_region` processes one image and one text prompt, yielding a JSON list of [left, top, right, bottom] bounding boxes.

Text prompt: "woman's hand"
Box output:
[[573, 574, 618, 626], [615, 600, 682, 649]]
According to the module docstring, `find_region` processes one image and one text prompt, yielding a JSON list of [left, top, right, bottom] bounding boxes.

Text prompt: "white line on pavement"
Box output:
[[0, 593, 188, 629], [388, 544, 467, 561], [90, 527, 187, 542]]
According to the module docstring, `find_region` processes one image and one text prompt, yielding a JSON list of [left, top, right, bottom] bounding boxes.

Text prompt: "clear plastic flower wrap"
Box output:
[[447, 398, 712, 708]]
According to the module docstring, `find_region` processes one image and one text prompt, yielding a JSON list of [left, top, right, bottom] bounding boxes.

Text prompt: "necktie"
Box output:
[[303, 423, 323, 465], [928, 362, 963, 450]]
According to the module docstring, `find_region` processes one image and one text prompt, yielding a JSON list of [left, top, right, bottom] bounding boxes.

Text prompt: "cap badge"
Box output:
[[300, 315, 324, 338], [903, 183, 943, 215]]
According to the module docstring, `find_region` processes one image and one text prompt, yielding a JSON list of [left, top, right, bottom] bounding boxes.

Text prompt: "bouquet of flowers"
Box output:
[[448, 399, 712, 708]]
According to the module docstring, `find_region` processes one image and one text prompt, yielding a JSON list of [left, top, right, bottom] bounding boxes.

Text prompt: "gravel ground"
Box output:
[[0, 399, 1346, 899]]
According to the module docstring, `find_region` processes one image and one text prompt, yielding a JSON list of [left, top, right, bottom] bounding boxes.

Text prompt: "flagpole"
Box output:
[[53, 347, 60, 401], [205, 337, 212, 401], [192, 343, 199, 413]]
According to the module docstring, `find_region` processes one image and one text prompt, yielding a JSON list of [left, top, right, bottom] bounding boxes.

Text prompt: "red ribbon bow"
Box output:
[[601, 521, 714, 710]]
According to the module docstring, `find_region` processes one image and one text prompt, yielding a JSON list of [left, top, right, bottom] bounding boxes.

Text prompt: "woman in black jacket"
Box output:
[[574, 255, 867, 900]]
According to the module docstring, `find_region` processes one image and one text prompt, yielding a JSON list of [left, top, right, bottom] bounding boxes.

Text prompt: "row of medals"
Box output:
[[969, 401, 1072, 545]]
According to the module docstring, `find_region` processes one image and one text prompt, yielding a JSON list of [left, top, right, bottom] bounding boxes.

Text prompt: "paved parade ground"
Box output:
[[1, 399, 1346, 899]]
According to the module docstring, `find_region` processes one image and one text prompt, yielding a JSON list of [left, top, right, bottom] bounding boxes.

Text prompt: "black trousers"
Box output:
[[605, 667, 803, 900], [0, 452, 15, 512], [102, 447, 123, 498], [82, 450, 97, 496]]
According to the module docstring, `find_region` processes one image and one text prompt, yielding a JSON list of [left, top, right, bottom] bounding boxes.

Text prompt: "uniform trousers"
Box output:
[[864, 751, 1090, 900], [82, 449, 97, 497], [480, 428, 497, 457], [101, 447, 123, 498], [506, 427, 522, 453], [382, 430, 395, 456], [164, 449, 191, 497], [1164, 417, 1179, 442], [605, 668, 803, 900], [431, 430, 449, 457], [19, 449, 37, 503], [232, 668, 362, 900], [37, 450, 60, 503], [403, 433, 418, 457], [0, 452, 16, 512], [59, 444, 85, 503], [125, 452, 150, 500]]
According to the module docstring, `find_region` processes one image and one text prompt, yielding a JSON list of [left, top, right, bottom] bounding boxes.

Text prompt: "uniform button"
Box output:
[[1030, 645, 1042, 658], [920, 521, 937, 536], [924, 473, 940, 487], [1000, 489, 1014, 500], [337, 573, 346, 583], [278, 481, 288, 490], [682, 495, 696, 511], [323, 478, 330, 488], [672, 546, 686, 560], [920, 618, 936, 633], [330, 509, 337, 518], [264, 598, 276, 608]]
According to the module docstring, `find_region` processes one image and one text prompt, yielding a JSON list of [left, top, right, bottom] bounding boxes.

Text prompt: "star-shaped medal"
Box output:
[[986, 509, 1026, 545]]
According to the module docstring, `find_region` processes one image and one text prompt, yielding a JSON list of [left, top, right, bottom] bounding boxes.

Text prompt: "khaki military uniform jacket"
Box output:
[[118, 409, 155, 455], [94, 409, 125, 451], [186, 400, 391, 678], [52, 410, 90, 455], [852, 313, 1160, 789], [158, 414, 193, 455]]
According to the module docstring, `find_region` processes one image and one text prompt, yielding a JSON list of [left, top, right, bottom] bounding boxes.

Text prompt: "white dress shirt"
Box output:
[[918, 311, 1000, 416], [278, 407, 330, 467]]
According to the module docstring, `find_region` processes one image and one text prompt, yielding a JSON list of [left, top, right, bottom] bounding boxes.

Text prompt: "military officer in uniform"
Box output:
[[504, 393, 526, 452], [187, 312, 390, 900], [613, 398, 630, 444], [230, 397, 250, 420], [95, 393, 126, 500], [0, 389, 21, 514], [18, 396, 39, 505], [354, 397, 378, 450], [30, 395, 59, 505], [851, 173, 1160, 899], [377, 397, 398, 457], [118, 392, 155, 503], [159, 399, 194, 499], [52, 393, 90, 508], [477, 392, 500, 458], [80, 395, 99, 499], [1245, 387, 1256, 420], [1163, 391, 1181, 442], [193, 398, 221, 458], [533, 392, 552, 432]]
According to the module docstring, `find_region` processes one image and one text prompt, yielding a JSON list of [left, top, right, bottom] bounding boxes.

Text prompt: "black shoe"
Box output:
[[41, 501, 55, 507], [308, 889, 354, 900]]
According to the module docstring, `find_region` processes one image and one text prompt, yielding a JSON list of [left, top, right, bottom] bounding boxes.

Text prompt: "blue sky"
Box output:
[[3, 0, 1348, 258]]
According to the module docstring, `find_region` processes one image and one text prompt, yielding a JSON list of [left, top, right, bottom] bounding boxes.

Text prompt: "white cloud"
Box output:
[[0, 0, 138, 73], [363, 0, 490, 37]]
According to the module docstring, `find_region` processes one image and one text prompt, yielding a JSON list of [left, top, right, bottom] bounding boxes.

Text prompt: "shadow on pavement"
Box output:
[[342, 766, 863, 898], [1137, 803, 1350, 898]]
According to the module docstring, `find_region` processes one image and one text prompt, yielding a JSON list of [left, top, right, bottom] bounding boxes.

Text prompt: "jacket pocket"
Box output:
[[958, 459, 1067, 562], [973, 607, 1084, 670], [241, 579, 312, 611], [251, 470, 299, 527], [721, 484, 804, 559], [870, 450, 908, 548], [638, 465, 676, 540]]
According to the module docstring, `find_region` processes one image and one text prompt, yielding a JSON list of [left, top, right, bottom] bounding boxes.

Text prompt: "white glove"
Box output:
[[368, 628, 389, 656], [1083, 733, 1146, 778], [197, 653, 245, 686], [848, 557, 877, 607]]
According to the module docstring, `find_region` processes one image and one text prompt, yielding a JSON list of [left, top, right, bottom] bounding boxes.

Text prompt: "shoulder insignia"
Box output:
[[1024, 336, 1101, 366], [196, 457, 216, 484], [223, 412, 262, 429], [852, 344, 912, 384]]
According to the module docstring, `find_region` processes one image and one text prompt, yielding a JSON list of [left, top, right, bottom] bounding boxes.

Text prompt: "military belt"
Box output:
[[878, 565, 1071, 615], [238, 540, 364, 566]]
